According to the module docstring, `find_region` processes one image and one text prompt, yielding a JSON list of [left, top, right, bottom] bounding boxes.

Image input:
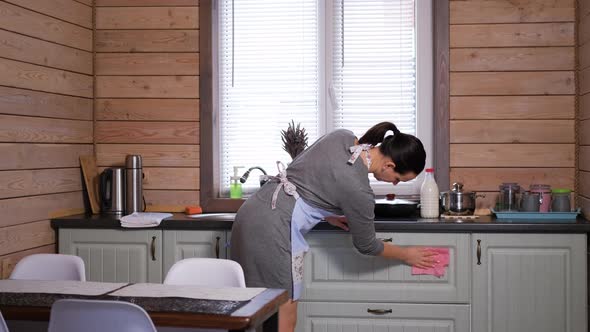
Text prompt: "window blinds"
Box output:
[[218, 0, 320, 196], [217, 0, 430, 197]]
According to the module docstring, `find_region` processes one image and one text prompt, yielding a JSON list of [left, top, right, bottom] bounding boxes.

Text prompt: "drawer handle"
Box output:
[[476, 239, 481, 265], [367, 308, 392, 315], [379, 238, 393, 242], [215, 236, 221, 259], [151, 236, 156, 261]]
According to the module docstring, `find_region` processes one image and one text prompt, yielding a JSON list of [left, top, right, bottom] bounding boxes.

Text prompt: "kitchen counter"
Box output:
[[50, 213, 590, 233]]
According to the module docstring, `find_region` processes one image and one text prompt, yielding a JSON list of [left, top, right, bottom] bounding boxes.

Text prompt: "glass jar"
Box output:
[[551, 188, 571, 212], [530, 184, 551, 212], [498, 183, 520, 211]]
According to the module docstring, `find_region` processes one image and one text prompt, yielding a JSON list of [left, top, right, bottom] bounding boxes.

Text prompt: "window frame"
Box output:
[[199, 0, 449, 212]]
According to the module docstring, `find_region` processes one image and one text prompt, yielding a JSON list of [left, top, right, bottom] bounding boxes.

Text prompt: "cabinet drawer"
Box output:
[[301, 232, 470, 303], [296, 302, 470, 332]]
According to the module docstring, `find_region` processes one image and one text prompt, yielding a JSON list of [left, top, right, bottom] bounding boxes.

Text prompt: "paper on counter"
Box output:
[[109, 283, 265, 302], [0, 280, 127, 296]]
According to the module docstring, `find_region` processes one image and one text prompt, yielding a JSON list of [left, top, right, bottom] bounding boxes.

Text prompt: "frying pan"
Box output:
[[374, 198, 419, 219]]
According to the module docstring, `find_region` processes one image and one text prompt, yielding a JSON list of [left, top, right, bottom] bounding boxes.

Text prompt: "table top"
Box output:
[[0, 280, 288, 329]]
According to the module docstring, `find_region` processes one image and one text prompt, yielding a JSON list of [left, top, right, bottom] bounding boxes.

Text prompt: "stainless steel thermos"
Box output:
[[125, 155, 144, 214]]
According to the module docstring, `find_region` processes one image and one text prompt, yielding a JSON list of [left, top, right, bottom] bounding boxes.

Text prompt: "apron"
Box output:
[[267, 143, 372, 300]]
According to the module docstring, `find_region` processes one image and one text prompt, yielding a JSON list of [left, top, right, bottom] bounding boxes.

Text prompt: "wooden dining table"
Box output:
[[0, 280, 288, 331]]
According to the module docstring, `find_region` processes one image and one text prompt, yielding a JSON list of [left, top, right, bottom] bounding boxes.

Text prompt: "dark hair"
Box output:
[[358, 122, 426, 175]]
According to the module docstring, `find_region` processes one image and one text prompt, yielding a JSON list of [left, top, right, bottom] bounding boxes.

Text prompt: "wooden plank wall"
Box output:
[[94, 0, 200, 212], [449, 0, 576, 209], [0, 0, 93, 277], [579, 0, 590, 218]]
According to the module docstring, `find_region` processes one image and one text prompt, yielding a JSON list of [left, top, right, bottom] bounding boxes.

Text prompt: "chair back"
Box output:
[[48, 299, 156, 332], [0, 311, 8, 332], [10, 254, 85, 281], [164, 258, 246, 287]]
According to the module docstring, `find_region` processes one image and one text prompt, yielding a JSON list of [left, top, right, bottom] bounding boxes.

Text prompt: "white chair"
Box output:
[[164, 258, 246, 287], [0, 311, 9, 332], [48, 299, 156, 332], [10, 254, 85, 281]]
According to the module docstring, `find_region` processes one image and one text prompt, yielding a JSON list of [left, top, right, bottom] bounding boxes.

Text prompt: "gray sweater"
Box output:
[[287, 129, 384, 256]]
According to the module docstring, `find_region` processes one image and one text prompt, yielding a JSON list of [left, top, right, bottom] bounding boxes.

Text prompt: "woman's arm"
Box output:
[[379, 243, 437, 269]]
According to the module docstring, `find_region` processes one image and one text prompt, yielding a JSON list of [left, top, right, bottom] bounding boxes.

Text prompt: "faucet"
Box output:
[[240, 166, 269, 187]]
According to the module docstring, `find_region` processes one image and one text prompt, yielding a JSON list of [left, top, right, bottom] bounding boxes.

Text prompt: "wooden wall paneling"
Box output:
[[450, 167, 575, 191], [450, 120, 574, 143], [580, 171, 590, 198], [0, 244, 54, 278], [0, 30, 93, 75], [580, 4, 590, 45], [144, 190, 200, 212], [74, 0, 92, 6], [95, 30, 199, 52], [96, 144, 199, 167], [580, 42, 590, 70], [0, 115, 92, 143], [0, 87, 92, 120], [95, 7, 199, 29], [0, 168, 81, 199], [0, 58, 93, 98], [95, 121, 198, 144], [580, 93, 590, 120], [95, 0, 198, 6], [95, 53, 199, 75], [580, 146, 590, 171], [580, 119, 590, 145], [579, 195, 590, 219], [0, 192, 84, 227], [0, 1, 92, 51], [450, 23, 575, 47], [449, 0, 575, 24], [450, 144, 574, 167], [580, 66, 590, 95], [95, 76, 199, 98], [142, 167, 199, 190], [3, 0, 93, 28], [0, 143, 92, 170], [450, 47, 575, 71], [450, 96, 575, 119], [0, 220, 55, 256], [95, 98, 199, 121], [450, 71, 575, 95]]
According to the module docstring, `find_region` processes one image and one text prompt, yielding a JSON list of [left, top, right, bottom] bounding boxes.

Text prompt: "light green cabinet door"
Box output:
[[58, 229, 163, 283], [296, 302, 470, 332], [301, 232, 470, 303], [162, 230, 227, 277], [472, 233, 587, 332]]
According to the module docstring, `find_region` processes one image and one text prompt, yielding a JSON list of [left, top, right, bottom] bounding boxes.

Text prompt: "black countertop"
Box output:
[[50, 213, 590, 233]]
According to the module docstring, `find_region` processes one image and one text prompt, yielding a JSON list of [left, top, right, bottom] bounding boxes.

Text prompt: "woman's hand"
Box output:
[[324, 216, 349, 231], [401, 246, 438, 268]]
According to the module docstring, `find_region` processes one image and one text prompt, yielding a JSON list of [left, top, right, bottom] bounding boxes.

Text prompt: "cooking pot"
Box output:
[[440, 182, 485, 215], [374, 198, 419, 219]]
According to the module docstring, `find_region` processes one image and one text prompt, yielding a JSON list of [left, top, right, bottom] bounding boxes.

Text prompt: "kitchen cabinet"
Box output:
[[59, 229, 228, 283], [297, 232, 471, 332], [472, 233, 586, 332], [59, 229, 163, 283], [163, 230, 227, 276]]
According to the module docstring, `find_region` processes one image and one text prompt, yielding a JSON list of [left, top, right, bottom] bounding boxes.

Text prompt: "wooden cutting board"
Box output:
[[80, 155, 100, 214]]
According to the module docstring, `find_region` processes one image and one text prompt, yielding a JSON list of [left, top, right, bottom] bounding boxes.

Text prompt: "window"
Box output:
[[213, 0, 433, 198]]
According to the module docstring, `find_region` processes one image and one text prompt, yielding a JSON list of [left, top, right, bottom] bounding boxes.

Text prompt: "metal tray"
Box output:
[[491, 208, 580, 222]]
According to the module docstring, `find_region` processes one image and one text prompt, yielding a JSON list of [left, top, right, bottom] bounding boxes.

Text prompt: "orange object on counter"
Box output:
[[185, 206, 203, 215]]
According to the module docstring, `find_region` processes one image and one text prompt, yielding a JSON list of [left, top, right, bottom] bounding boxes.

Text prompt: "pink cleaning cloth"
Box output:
[[411, 247, 450, 277]]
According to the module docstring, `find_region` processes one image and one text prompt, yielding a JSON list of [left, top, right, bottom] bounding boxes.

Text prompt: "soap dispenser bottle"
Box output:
[[230, 166, 245, 199]]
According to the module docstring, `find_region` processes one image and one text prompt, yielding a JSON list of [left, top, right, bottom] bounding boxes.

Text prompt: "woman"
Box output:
[[230, 122, 437, 332]]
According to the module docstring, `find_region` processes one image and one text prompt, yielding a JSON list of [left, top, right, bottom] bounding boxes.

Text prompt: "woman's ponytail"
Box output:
[[359, 122, 426, 175], [358, 122, 400, 145]]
